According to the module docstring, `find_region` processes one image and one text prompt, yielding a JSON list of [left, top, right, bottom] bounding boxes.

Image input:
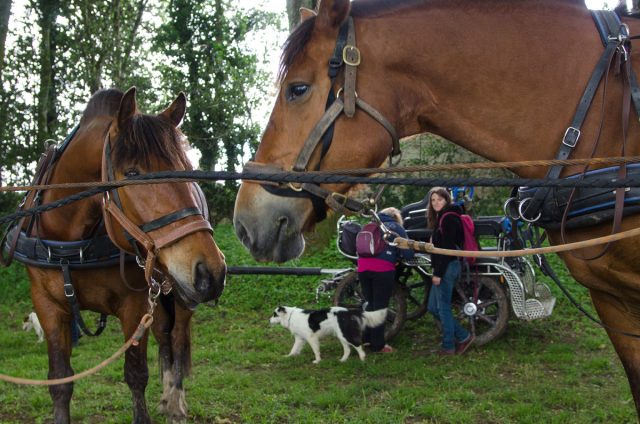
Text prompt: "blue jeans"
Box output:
[[428, 260, 469, 351]]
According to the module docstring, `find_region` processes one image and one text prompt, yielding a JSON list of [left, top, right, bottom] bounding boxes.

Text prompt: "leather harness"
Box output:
[[519, 10, 640, 232]]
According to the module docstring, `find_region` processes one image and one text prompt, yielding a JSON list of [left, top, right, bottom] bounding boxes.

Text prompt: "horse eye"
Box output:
[[286, 83, 310, 102], [124, 168, 139, 177]]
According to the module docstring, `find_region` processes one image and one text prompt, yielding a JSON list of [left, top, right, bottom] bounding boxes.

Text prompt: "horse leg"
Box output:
[[165, 302, 193, 424], [40, 308, 74, 424], [152, 295, 193, 423], [121, 305, 151, 424], [589, 288, 640, 414], [152, 296, 175, 416]]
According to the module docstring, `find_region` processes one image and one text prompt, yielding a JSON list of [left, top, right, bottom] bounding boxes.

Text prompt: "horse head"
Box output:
[[103, 87, 225, 308], [234, 0, 400, 262]]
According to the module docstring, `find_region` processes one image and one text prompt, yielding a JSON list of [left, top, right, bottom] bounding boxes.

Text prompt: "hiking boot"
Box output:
[[437, 348, 455, 356], [455, 334, 475, 355]]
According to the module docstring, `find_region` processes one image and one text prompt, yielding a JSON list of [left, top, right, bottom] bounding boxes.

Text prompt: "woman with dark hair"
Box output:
[[426, 187, 475, 355]]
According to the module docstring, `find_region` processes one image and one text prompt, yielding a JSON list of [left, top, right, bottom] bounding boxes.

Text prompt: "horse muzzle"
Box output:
[[233, 185, 308, 262]]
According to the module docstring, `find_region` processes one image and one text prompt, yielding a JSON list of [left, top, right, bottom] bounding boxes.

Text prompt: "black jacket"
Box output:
[[431, 204, 464, 278]]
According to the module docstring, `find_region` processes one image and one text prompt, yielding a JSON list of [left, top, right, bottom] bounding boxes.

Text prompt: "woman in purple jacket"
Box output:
[[426, 187, 475, 355], [357, 207, 414, 353]]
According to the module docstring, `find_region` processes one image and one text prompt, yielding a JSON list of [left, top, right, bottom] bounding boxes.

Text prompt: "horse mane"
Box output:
[[81, 88, 124, 121], [81, 88, 191, 171], [279, 0, 594, 82]]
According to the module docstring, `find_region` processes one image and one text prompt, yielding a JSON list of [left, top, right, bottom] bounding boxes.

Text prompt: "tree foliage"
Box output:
[[155, 0, 277, 221], [1, 0, 280, 221]]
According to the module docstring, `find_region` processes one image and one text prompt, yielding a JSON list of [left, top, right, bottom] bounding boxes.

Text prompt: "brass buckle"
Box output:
[[330, 192, 348, 206], [342, 45, 361, 66]]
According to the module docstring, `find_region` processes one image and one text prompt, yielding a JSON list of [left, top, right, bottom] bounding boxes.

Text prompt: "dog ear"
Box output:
[[277, 306, 286, 313], [23, 315, 29, 322]]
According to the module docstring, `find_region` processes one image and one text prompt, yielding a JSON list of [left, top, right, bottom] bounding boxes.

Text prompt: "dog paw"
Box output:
[[312, 359, 321, 364]]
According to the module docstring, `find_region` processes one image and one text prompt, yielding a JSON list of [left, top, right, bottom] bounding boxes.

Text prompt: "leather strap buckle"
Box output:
[[343, 45, 361, 66], [562, 126, 581, 148]]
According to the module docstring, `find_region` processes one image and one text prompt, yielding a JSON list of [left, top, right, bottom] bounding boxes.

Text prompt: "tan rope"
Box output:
[[317, 155, 640, 175], [1, 155, 639, 193], [393, 225, 640, 257], [0, 314, 153, 386]]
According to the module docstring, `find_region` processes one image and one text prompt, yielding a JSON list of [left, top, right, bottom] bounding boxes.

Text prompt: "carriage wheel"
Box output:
[[452, 275, 509, 346], [333, 271, 407, 342], [396, 265, 431, 321]]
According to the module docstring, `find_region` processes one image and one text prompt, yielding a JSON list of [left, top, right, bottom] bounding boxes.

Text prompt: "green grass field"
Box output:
[[0, 223, 635, 423]]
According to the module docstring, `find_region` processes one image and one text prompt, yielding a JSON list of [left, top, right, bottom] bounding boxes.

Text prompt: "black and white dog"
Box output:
[[269, 306, 387, 363], [22, 311, 44, 343]]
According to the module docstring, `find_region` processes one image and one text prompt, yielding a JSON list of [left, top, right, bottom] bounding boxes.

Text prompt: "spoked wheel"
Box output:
[[333, 271, 407, 341], [452, 275, 509, 346], [396, 265, 431, 321]]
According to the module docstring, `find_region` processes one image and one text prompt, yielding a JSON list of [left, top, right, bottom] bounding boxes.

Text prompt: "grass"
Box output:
[[0, 223, 636, 423]]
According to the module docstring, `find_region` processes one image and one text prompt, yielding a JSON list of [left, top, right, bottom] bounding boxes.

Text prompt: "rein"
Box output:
[[245, 16, 400, 219]]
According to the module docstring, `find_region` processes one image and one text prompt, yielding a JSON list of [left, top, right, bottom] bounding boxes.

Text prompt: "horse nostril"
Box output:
[[194, 262, 224, 302], [276, 215, 289, 236]]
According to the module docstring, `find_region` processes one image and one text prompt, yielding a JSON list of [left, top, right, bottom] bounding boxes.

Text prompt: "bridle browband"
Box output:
[[101, 126, 213, 290], [244, 16, 401, 219]]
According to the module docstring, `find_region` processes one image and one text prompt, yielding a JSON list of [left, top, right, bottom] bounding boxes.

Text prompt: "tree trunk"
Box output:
[[114, 0, 146, 88], [0, 0, 12, 81], [286, 0, 316, 32], [37, 0, 59, 144]]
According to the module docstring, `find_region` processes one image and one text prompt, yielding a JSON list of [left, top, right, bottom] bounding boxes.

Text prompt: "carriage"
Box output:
[[319, 195, 557, 346]]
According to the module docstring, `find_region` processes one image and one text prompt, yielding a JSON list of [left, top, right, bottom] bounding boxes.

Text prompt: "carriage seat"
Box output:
[[401, 196, 429, 231], [472, 216, 504, 238]]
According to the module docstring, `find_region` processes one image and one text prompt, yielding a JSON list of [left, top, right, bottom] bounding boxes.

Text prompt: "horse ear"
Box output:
[[299, 7, 316, 23], [118, 87, 137, 129], [316, 0, 350, 29], [160, 92, 187, 127]]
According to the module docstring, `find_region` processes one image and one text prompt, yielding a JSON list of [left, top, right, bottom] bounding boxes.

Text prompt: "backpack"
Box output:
[[339, 221, 362, 256], [439, 211, 479, 265], [355, 222, 387, 257]]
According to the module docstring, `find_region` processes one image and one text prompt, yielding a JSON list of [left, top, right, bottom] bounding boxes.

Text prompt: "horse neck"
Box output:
[[356, 0, 637, 178], [37, 121, 107, 240]]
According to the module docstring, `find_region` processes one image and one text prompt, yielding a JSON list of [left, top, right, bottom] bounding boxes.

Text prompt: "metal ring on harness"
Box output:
[[335, 88, 358, 99], [503, 197, 520, 220], [518, 197, 542, 223], [287, 182, 303, 192]]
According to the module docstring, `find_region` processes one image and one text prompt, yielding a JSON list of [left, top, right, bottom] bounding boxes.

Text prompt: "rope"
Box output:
[[393, 225, 640, 257], [3, 169, 640, 193], [0, 314, 153, 386], [2, 155, 640, 193], [2, 171, 640, 227]]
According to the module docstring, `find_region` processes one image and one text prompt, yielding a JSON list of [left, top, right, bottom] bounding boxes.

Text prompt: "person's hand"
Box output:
[[432, 276, 441, 286]]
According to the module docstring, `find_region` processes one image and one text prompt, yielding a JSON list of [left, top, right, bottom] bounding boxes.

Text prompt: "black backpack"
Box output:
[[339, 221, 361, 256]]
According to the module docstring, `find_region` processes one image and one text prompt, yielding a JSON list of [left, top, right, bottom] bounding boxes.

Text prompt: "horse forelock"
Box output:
[[112, 114, 192, 172]]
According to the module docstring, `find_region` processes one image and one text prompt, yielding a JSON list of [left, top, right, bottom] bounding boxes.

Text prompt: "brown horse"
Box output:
[[234, 0, 640, 414], [18, 87, 225, 423]]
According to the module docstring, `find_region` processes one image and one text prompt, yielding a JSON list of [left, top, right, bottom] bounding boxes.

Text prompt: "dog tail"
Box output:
[[361, 308, 387, 328]]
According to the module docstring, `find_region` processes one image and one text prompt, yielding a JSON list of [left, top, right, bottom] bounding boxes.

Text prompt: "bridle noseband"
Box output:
[[245, 16, 401, 219], [101, 129, 213, 290]]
